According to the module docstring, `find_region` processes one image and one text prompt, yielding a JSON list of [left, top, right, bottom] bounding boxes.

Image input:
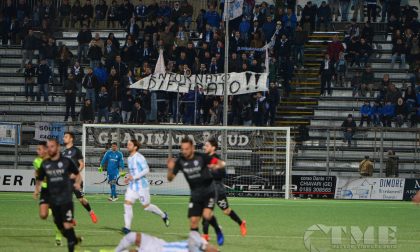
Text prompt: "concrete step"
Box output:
[[62, 31, 127, 39], [318, 99, 371, 108], [298, 149, 418, 159], [308, 129, 418, 141], [0, 104, 82, 112], [0, 114, 72, 122], [294, 160, 416, 171]]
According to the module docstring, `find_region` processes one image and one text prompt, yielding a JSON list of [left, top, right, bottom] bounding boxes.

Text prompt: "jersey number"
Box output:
[[66, 210, 73, 222]]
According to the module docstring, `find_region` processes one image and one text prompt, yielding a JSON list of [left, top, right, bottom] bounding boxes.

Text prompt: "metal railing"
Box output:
[[296, 126, 420, 177]]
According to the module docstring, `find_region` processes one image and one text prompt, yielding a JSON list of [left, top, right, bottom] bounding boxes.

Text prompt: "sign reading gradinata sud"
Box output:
[[87, 128, 266, 148], [0, 122, 21, 145], [130, 72, 268, 95], [335, 177, 405, 200]]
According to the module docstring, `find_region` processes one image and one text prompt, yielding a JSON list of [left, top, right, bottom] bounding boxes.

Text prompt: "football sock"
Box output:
[[208, 216, 221, 233], [63, 228, 77, 252], [202, 219, 210, 235], [144, 204, 165, 218], [124, 204, 133, 229], [111, 184, 117, 198], [82, 202, 92, 212], [229, 210, 243, 225]]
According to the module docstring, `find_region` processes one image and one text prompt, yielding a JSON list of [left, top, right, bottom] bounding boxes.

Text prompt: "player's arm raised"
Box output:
[[167, 158, 176, 182]]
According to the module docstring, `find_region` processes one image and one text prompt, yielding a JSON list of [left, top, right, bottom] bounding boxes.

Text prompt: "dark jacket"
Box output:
[[129, 107, 146, 123], [23, 35, 39, 50], [88, 45, 103, 60], [63, 79, 78, 96], [319, 60, 335, 76], [24, 67, 36, 82], [97, 91, 110, 109], [82, 74, 99, 89], [341, 119, 356, 132], [77, 30, 92, 44], [385, 155, 399, 177], [79, 104, 95, 122], [121, 95, 134, 112], [36, 63, 51, 84], [71, 66, 84, 82]]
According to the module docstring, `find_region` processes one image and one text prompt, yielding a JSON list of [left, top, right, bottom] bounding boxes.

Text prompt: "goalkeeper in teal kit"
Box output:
[[99, 142, 125, 201]]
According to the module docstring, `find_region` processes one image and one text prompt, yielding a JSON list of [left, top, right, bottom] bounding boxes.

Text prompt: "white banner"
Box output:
[[0, 122, 21, 145], [84, 171, 190, 195], [0, 169, 35, 192], [130, 72, 268, 95], [34, 122, 66, 144], [224, 0, 244, 20], [335, 177, 405, 200]]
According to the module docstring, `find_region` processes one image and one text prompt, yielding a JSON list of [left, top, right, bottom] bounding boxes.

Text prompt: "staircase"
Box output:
[[275, 31, 344, 130]]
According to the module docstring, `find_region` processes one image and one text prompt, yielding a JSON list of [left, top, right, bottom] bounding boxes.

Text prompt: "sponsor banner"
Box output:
[[224, 174, 285, 198], [84, 171, 190, 195], [130, 71, 268, 96], [223, 0, 244, 20], [335, 177, 405, 200], [34, 122, 65, 144], [88, 128, 255, 148], [403, 179, 420, 200], [0, 122, 21, 145], [292, 175, 336, 199], [0, 169, 35, 192]]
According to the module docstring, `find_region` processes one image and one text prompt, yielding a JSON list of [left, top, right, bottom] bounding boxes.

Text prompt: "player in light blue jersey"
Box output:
[[99, 142, 125, 201], [115, 231, 219, 252], [121, 139, 169, 234]]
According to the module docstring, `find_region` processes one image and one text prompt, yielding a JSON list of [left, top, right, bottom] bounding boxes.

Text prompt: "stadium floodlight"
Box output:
[[82, 124, 293, 199]]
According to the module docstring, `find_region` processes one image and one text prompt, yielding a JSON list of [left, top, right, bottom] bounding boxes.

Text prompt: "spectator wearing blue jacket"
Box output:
[[100, 142, 125, 201], [204, 5, 221, 28], [239, 17, 251, 43], [382, 101, 395, 127], [262, 16, 276, 43], [282, 8, 298, 36], [359, 101, 372, 126], [371, 100, 382, 126]]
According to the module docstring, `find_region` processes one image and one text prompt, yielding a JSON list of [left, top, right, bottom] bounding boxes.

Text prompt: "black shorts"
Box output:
[[73, 181, 85, 199], [188, 190, 215, 218], [51, 202, 74, 224], [39, 188, 49, 205], [215, 183, 229, 210]]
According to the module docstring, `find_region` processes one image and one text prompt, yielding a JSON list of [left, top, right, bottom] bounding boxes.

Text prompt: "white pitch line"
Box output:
[[1, 227, 420, 244]]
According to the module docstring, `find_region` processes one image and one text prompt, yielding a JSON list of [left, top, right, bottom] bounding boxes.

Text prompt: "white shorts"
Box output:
[[125, 188, 151, 206]]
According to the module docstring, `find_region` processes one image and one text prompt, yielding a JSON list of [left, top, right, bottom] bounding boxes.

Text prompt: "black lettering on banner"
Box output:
[[148, 75, 157, 89], [206, 82, 218, 95], [221, 73, 230, 82], [3, 175, 11, 185], [254, 73, 261, 89], [157, 74, 167, 90], [205, 74, 213, 83], [245, 72, 252, 91], [14, 175, 23, 186], [31, 178, 36, 186], [229, 80, 241, 94], [196, 74, 203, 83]]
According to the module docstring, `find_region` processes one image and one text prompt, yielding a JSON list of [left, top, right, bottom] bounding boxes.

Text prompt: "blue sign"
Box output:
[[0, 122, 21, 145]]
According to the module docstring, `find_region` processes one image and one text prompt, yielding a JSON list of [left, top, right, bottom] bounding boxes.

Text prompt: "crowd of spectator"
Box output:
[[326, 2, 420, 145], [1, 0, 419, 130]]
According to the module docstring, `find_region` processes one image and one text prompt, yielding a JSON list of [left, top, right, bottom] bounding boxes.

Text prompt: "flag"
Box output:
[[265, 44, 269, 74], [154, 49, 166, 74], [223, 0, 244, 20]]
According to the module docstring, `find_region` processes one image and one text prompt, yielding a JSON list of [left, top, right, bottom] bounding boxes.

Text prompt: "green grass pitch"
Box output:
[[1, 192, 420, 252]]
